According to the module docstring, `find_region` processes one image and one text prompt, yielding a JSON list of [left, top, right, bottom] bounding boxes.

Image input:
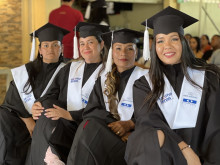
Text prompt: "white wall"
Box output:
[[45, 0, 61, 21], [180, 2, 220, 38], [109, 3, 163, 33]]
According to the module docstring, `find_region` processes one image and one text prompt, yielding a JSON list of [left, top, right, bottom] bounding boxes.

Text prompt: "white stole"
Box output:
[[101, 67, 148, 121], [11, 63, 65, 114], [145, 68, 205, 129], [67, 61, 103, 111]]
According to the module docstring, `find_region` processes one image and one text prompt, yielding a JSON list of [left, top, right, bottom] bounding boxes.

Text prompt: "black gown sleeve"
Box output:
[[83, 77, 117, 124], [1, 81, 30, 118], [200, 73, 220, 164]]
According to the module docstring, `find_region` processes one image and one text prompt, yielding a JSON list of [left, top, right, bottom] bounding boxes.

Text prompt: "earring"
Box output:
[[40, 54, 43, 58]]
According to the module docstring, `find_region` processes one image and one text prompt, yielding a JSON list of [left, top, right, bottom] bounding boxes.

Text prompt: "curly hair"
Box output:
[[104, 64, 120, 120]]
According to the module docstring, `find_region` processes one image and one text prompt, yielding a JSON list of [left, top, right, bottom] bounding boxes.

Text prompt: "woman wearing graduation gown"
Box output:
[[67, 28, 148, 165], [0, 23, 69, 165], [26, 22, 110, 165], [125, 6, 220, 165]]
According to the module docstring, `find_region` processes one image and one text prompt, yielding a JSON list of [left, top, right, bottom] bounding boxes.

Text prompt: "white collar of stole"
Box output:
[[67, 61, 102, 111], [101, 67, 148, 121], [11, 63, 65, 114], [145, 68, 205, 129]]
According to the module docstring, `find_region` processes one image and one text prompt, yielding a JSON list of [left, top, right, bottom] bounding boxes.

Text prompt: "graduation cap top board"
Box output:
[[73, 22, 110, 59], [141, 6, 198, 61], [141, 6, 198, 36], [29, 23, 70, 61], [101, 28, 144, 47], [30, 23, 69, 43], [101, 28, 144, 73], [75, 22, 110, 38]]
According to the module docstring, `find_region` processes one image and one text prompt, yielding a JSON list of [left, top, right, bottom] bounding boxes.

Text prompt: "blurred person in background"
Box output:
[[49, 0, 84, 62], [209, 35, 220, 67], [190, 36, 203, 58], [200, 34, 212, 53]]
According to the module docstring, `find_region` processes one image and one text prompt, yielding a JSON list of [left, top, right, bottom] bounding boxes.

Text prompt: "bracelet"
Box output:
[[181, 145, 191, 151]]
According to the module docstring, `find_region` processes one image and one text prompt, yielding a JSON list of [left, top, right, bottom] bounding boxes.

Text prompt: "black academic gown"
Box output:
[[0, 61, 62, 165], [25, 62, 102, 165], [67, 67, 136, 165], [125, 64, 220, 165]]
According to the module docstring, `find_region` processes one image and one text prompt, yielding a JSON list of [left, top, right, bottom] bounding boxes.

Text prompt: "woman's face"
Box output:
[[39, 40, 62, 63], [200, 35, 208, 46], [79, 36, 104, 63], [156, 32, 182, 65], [189, 38, 198, 51], [112, 43, 136, 73]]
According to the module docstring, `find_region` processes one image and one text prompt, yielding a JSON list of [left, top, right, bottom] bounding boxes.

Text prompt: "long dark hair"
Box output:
[[201, 34, 210, 45], [23, 45, 63, 94], [192, 36, 201, 53], [146, 33, 220, 110]]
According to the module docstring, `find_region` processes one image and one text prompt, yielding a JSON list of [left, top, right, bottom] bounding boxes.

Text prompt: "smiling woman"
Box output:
[[156, 32, 182, 65], [66, 28, 148, 165], [79, 36, 103, 63], [26, 22, 110, 165], [113, 43, 137, 73], [125, 6, 220, 165]]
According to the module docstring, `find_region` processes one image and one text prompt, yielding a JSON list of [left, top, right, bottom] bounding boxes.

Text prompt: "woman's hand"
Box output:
[[44, 104, 73, 121], [157, 130, 165, 148], [179, 141, 201, 165], [121, 132, 131, 142], [31, 101, 44, 120], [108, 120, 135, 137], [20, 117, 36, 137]]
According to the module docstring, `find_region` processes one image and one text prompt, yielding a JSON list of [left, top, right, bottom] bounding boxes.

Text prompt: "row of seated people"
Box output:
[[0, 6, 220, 165], [184, 33, 220, 67]]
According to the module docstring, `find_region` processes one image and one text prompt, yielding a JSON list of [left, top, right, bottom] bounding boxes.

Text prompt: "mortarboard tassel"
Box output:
[[73, 28, 79, 59], [30, 31, 36, 61], [143, 19, 151, 61], [84, 2, 91, 20], [105, 31, 114, 73]]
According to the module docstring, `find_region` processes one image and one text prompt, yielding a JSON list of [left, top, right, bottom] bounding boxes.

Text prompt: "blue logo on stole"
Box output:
[[82, 98, 88, 104], [183, 98, 197, 104], [159, 92, 172, 104], [24, 94, 32, 103], [121, 103, 132, 107], [71, 77, 81, 83]]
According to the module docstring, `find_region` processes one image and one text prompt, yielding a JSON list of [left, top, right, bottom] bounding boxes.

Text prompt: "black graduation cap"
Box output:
[[75, 22, 110, 38], [30, 23, 69, 43], [102, 28, 144, 73], [141, 6, 198, 36], [102, 28, 144, 47], [73, 22, 110, 59], [29, 23, 69, 61], [141, 6, 198, 61]]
